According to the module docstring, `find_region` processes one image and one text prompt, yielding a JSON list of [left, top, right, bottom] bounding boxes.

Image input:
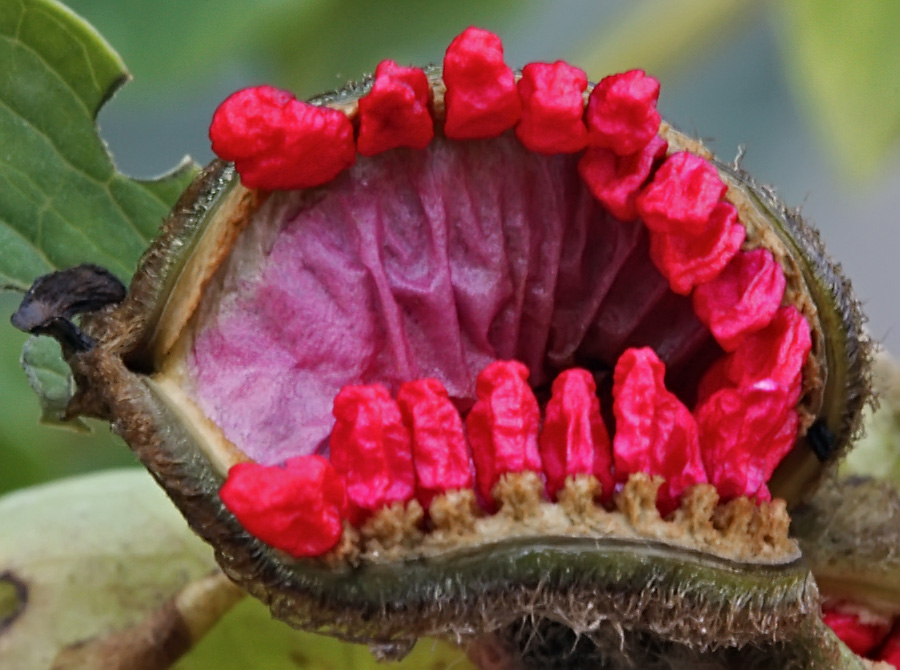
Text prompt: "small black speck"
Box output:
[[807, 421, 837, 462]]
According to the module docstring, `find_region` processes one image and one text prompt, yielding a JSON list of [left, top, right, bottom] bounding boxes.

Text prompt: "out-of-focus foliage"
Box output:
[[0, 470, 217, 669], [777, 1, 900, 179], [63, 0, 521, 99], [180, 597, 472, 670], [0, 469, 473, 669], [575, 0, 758, 81], [841, 353, 900, 487]]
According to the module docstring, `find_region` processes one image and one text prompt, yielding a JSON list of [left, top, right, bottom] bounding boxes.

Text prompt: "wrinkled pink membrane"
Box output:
[[189, 135, 716, 464]]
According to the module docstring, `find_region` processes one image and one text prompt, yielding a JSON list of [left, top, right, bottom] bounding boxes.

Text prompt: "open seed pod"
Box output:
[[14, 28, 872, 668]]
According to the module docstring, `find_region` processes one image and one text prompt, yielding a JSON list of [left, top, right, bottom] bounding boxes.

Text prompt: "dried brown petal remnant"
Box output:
[[18, 26, 871, 668]]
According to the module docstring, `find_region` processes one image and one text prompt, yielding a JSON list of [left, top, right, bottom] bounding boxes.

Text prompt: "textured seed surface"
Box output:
[[209, 86, 355, 189], [585, 69, 661, 155], [515, 61, 588, 154], [442, 27, 521, 139], [357, 60, 433, 156]]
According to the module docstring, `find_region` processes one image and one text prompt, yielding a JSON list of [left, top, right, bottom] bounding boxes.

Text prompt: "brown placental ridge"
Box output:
[[220, 358, 802, 563], [16, 23, 873, 667]]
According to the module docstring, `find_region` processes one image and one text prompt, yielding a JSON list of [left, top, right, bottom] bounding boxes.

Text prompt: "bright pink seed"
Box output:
[[515, 60, 588, 154], [725, 305, 812, 402], [695, 383, 798, 501], [877, 622, 900, 666], [357, 60, 434, 156], [696, 306, 811, 411], [822, 608, 892, 658], [209, 85, 355, 190], [636, 151, 728, 237], [219, 455, 347, 558], [538, 368, 614, 501], [648, 201, 746, 296], [612, 347, 707, 516], [329, 384, 415, 519], [578, 135, 668, 221], [465, 360, 542, 506], [397, 378, 473, 508], [443, 27, 521, 140], [692, 248, 786, 351], [585, 69, 661, 156]]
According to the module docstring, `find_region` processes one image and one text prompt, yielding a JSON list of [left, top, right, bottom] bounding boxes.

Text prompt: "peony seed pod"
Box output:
[[14, 31, 872, 667]]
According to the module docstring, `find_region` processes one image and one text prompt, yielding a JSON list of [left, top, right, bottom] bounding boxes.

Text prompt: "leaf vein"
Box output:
[[0, 161, 133, 277]]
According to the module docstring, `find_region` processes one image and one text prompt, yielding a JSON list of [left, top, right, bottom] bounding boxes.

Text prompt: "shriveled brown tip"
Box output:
[[11, 264, 126, 353]]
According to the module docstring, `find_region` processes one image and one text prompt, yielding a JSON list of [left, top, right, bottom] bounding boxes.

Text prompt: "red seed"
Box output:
[[357, 60, 434, 156], [443, 27, 521, 140], [636, 151, 728, 236], [695, 383, 798, 501], [695, 306, 811, 411], [692, 248, 787, 351], [219, 455, 346, 558], [877, 623, 900, 667], [648, 201, 745, 295], [465, 360, 542, 505], [538, 368, 614, 501], [210, 85, 293, 157], [329, 384, 415, 518], [725, 305, 811, 402], [515, 61, 588, 154], [209, 85, 355, 190], [695, 357, 731, 407], [578, 135, 668, 221], [397, 378, 473, 508], [585, 69, 661, 156], [822, 608, 892, 657], [612, 347, 707, 515]]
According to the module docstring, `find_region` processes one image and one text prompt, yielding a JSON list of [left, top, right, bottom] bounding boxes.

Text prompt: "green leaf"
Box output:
[[0, 469, 217, 669], [62, 0, 300, 95], [262, 0, 522, 98], [777, 1, 900, 178], [0, 0, 198, 291], [19, 335, 87, 432], [179, 598, 473, 670], [841, 353, 900, 487]]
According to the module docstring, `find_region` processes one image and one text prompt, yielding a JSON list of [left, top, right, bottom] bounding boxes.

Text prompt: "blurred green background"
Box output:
[[2, 0, 900, 498]]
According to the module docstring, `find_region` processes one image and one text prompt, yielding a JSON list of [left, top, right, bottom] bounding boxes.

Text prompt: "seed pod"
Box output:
[[15, 32, 871, 666]]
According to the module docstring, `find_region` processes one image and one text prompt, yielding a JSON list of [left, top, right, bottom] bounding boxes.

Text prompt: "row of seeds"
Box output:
[[213, 27, 810, 558]]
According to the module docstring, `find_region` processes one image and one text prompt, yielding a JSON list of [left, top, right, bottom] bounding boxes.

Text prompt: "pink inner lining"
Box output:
[[189, 135, 718, 465]]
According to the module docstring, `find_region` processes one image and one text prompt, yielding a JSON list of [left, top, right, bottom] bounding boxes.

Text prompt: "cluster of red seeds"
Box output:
[[214, 27, 814, 559], [209, 27, 667, 189], [823, 606, 900, 668], [220, 342, 804, 558]]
